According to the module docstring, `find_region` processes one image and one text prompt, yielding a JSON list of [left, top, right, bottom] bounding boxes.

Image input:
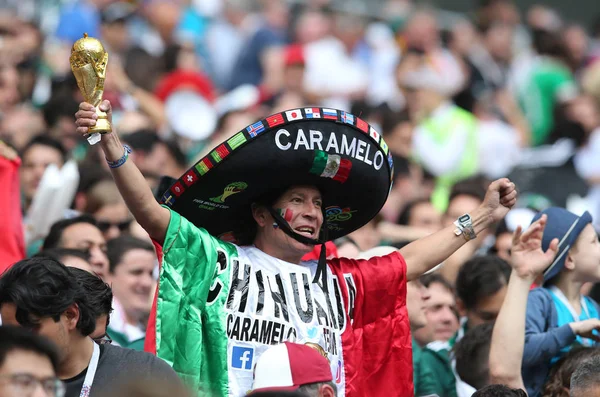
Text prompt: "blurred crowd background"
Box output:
[[2, 0, 600, 395]]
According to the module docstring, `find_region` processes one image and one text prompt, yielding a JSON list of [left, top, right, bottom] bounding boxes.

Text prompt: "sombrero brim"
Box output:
[[160, 107, 394, 243]]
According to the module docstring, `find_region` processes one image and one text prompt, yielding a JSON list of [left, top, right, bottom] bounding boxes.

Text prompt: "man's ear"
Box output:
[[251, 204, 269, 227], [320, 383, 336, 397], [63, 303, 81, 331]]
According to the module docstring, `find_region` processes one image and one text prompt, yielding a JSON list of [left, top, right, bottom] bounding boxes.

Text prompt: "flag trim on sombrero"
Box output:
[[227, 132, 247, 150], [160, 108, 394, 220]]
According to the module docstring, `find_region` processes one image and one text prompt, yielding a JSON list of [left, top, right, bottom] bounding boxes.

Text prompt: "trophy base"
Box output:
[[89, 120, 112, 134], [89, 109, 112, 134]]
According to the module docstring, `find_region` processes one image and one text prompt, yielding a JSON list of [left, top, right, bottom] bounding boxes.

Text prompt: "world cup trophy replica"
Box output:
[[70, 33, 111, 145]]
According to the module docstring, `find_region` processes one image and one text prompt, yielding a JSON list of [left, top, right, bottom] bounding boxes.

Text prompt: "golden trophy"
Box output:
[[70, 33, 111, 145]]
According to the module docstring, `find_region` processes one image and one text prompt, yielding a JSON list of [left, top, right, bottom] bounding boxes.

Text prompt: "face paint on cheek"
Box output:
[[273, 208, 294, 229]]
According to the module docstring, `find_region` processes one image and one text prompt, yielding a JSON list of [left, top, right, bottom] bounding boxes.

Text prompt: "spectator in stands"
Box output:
[[454, 322, 495, 392], [413, 274, 459, 397], [69, 267, 113, 343], [542, 347, 600, 396], [250, 342, 336, 396], [522, 208, 600, 397], [569, 353, 600, 397], [514, 29, 578, 146], [43, 215, 109, 280], [454, 256, 511, 341], [19, 136, 67, 213], [121, 130, 187, 178], [414, 274, 459, 344], [43, 93, 81, 153], [335, 215, 383, 258], [407, 280, 438, 397], [228, 0, 288, 91], [84, 180, 134, 241], [0, 257, 180, 396], [451, 257, 511, 395], [35, 248, 93, 273], [397, 198, 443, 235], [0, 326, 63, 397], [106, 236, 156, 350]]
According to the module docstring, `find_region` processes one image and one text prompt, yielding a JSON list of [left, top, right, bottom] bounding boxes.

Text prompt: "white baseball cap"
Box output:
[[250, 342, 333, 393]]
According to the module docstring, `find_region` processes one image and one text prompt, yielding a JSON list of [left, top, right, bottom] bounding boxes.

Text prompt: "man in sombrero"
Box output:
[[75, 100, 517, 397]]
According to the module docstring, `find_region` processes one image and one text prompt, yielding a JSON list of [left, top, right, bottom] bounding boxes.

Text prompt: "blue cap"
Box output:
[[530, 207, 593, 282]]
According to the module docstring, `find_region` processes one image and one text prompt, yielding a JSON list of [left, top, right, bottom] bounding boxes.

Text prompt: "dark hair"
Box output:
[[42, 93, 79, 129], [420, 273, 454, 293], [122, 129, 162, 153], [42, 215, 99, 250], [163, 44, 182, 73], [454, 322, 494, 390], [396, 199, 432, 226], [471, 384, 527, 397], [234, 186, 290, 246], [455, 255, 511, 310], [125, 47, 164, 92], [448, 177, 487, 206], [531, 29, 570, 61], [0, 257, 96, 336], [391, 155, 411, 182], [107, 235, 155, 274], [381, 108, 411, 137], [68, 268, 113, 327], [542, 347, 600, 397], [0, 326, 60, 372], [493, 218, 510, 237], [34, 248, 91, 263], [77, 167, 112, 195], [122, 130, 187, 168], [20, 135, 67, 164], [570, 354, 600, 395]]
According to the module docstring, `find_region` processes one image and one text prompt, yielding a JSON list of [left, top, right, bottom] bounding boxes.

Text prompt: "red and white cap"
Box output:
[[250, 342, 333, 393]]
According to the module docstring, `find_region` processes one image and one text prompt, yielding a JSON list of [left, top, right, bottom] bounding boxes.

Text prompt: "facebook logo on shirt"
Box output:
[[231, 346, 254, 370]]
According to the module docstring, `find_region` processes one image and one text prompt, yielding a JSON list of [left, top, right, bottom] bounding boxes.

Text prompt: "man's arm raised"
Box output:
[[401, 178, 517, 281], [75, 100, 170, 243]]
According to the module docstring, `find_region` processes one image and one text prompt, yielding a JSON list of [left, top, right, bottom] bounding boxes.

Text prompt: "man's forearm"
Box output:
[[401, 206, 492, 281], [101, 133, 170, 243]]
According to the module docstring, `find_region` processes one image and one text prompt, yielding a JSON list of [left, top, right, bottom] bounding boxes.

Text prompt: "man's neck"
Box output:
[[553, 275, 584, 315], [58, 336, 95, 380], [253, 237, 304, 265]]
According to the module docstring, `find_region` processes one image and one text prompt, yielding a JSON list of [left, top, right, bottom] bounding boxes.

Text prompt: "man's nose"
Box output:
[[303, 203, 321, 218], [441, 306, 456, 322]]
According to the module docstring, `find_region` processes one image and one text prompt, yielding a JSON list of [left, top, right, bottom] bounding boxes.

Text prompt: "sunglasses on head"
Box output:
[[97, 219, 132, 232]]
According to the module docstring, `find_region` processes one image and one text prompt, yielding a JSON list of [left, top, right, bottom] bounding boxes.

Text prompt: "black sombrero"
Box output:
[[160, 107, 394, 246]]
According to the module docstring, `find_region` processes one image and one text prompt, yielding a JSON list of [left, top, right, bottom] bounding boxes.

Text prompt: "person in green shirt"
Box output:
[[420, 341, 457, 397], [105, 235, 157, 350], [408, 279, 439, 396], [515, 30, 578, 146]]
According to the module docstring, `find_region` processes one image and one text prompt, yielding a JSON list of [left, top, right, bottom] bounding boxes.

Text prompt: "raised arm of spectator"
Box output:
[[402, 178, 517, 280], [75, 100, 170, 243], [489, 215, 558, 389]]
